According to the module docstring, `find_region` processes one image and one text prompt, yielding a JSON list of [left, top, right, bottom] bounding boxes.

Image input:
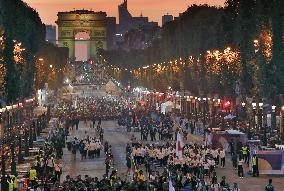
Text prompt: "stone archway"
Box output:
[[74, 31, 91, 61], [56, 10, 107, 60]]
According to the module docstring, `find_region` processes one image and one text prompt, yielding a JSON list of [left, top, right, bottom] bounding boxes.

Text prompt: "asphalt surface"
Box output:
[[61, 120, 284, 191]]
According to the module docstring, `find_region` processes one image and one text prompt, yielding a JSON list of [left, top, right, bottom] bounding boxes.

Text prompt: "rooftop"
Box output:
[[58, 10, 106, 15]]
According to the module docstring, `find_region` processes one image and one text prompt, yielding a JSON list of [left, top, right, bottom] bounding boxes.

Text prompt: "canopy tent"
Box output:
[[161, 101, 174, 114], [209, 129, 247, 152], [33, 106, 47, 116], [105, 80, 121, 95], [224, 114, 236, 120], [225, 130, 245, 135]]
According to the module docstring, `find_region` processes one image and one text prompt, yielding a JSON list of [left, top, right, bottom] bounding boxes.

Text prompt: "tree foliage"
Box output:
[[103, 1, 284, 100], [0, 0, 45, 103]]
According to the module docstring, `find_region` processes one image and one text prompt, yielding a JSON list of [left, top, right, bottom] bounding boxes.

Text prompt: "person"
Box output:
[[231, 152, 238, 169], [241, 145, 249, 164], [105, 158, 111, 177], [125, 154, 132, 176], [11, 174, 18, 191], [7, 176, 14, 191], [252, 154, 259, 177], [29, 166, 37, 187], [54, 161, 62, 182], [75, 117, 79, 130], [210, 180, 221, 191], [232, 183, 240, 191], [265, 179, 275, 191], [237, 156, 244, 178], [220, 148, 225, 168], [197, 179, 208, 191], [36, 184, 46, 191], [220, 176, 226, 187], [71, 140, 77, 160], [92, 116, 96, 128], [137, 170, 145, 182]]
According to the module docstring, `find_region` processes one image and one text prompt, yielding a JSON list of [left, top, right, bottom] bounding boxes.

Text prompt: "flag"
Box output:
[[169, 175, 175, 191], [176, 131, 184, 159]]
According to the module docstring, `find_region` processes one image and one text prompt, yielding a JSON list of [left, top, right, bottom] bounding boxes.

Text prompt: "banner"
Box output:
[[256, 150, 284, 175]]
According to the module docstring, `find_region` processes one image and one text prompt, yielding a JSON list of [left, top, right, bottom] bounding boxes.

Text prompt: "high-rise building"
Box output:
[[106, 17, 116, 50], [115, 0, 159, 49], [117, 0, 157, 35], [45, 25, 56, 45], [162, 14, 173, 26]]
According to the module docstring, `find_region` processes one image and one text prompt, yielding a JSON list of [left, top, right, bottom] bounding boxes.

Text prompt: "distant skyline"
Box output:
[[23, 0, 225, 25]]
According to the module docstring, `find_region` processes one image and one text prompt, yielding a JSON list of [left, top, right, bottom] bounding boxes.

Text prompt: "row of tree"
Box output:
[[102, 0, 284, 102], [0, 0, 69, 105], [0, 0, 45, 104]]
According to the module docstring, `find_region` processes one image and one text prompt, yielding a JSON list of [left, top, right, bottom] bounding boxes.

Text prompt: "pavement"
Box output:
[[61, 120, 284, 191]]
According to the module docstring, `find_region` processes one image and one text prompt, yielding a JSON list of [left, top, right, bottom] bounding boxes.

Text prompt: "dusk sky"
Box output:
[[23, 0, 225, 25]]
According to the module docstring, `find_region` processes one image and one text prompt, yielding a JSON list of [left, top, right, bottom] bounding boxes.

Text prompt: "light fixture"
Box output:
[[272, 105, 276, 112], [241, 102, 246, 107], [252, 102, 256, 109], [259, 103, 263, 108]]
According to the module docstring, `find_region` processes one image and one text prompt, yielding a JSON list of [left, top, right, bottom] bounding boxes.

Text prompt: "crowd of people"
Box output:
[[3, 94, 278, 191], [54, 96, 125, 124]]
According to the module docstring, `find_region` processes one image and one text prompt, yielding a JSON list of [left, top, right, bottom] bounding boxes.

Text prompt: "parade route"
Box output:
[[60, 120, 284, 190], [61, 120, 130, 181]]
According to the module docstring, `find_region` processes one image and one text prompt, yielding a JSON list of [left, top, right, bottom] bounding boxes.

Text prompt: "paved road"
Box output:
[[61, 120, 284, 191], [61, 120, 130, 180]]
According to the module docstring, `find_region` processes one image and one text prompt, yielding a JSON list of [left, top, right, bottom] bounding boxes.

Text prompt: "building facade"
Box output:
[[162, 14, 173, 26], [56, 10, 107, 60], [45, 25, 56, 45]]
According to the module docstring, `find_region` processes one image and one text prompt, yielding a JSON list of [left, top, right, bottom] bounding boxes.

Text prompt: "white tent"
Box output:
[[105, 80, 120, 95], [224, 114, 236, 120], [33, 106, 47, 116], [225, 129, 245, 135], [161, 101, 174, 114]]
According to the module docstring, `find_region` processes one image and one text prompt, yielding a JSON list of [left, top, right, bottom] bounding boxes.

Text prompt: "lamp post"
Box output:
[[10, 142, 16, 175], [33, 121, 37, 141], [211, 99, 217, 129], [18, 129, 24, 164], [29, 124, 33, 148], [258, 102, 263, 130], [272, 105, 276, 130], [1, 144, 7, 191], [24, 128, 29, 157], [252, 102, 257, 132], [194, 97, 198, 123], [202, 98, 207, 127], [281, 106, 284, 141]]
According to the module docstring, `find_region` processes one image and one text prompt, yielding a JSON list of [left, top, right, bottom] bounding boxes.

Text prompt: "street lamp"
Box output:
[[242, 102, 246, 107], [281, 106, 284, 139], [252, 102, 257, 129], [258, 103, 263, 129], [18, 129, 24, 164], [202, 98, 207, 127], [272, 105, 276, 132]]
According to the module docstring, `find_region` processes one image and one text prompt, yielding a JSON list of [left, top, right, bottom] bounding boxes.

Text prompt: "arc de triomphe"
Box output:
[[56, 10, 107, 60]]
